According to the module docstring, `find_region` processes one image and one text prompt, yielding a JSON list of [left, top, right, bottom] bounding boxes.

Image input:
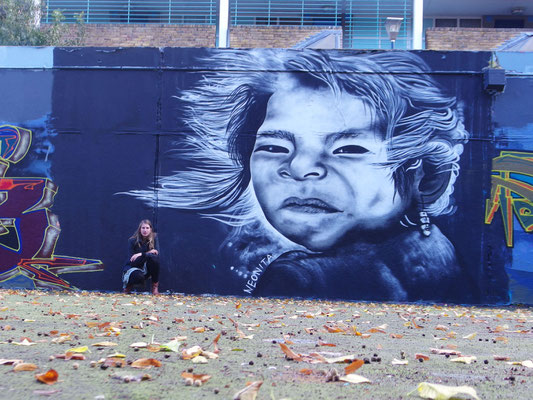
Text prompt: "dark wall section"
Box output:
[[1, 47, 530, 304]]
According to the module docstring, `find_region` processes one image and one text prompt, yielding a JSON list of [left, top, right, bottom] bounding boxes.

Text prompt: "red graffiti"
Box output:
[[0, 125, 104, 290]]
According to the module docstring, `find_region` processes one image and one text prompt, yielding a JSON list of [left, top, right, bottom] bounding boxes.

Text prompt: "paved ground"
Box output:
[[0, 289, 531, 399]]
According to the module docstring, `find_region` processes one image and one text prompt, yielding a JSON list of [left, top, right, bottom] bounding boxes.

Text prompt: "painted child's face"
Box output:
[[140, 223, 152, 237], [250, 86, 411, 251]]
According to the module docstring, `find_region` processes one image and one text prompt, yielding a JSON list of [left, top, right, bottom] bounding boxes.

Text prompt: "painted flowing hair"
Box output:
[[127, 49, 468, 225]]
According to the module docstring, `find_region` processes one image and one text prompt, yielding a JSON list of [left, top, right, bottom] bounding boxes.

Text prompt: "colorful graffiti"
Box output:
[[0, 125, 104, 289], [485, 151, 533, 247]]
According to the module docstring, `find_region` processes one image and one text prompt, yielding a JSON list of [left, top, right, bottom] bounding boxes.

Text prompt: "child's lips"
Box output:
[[280, 197, 341, 214]]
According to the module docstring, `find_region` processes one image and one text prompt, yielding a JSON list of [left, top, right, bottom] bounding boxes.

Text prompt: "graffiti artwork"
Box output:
[[485, 151, 533, 247], [128, 50, 473, 302], [0, 125, 104, 289]]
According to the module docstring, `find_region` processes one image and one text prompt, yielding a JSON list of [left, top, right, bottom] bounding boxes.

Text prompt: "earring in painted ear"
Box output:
[[419, 211, 431, 237], [399, 214, 417, 228]]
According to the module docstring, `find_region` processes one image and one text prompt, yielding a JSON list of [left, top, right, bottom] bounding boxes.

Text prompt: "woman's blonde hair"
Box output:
[[130, 219, 156, 250]]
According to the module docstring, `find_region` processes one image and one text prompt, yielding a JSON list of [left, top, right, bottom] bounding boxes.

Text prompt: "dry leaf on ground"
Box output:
[[339, 374, 371, 384], [410, 382, 480, 400], [131, 358, 162, 369], [35, 369, 59, 385], [91, 341, 117, 347], [233, 381, 263, 400], [13, 362, 38, 371], [181, 371, 211, 386], [344, 359, 364, 374], [450, 356, 477, 364]]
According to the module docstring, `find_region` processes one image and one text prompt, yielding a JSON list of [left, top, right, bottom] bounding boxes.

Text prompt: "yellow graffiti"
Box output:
[[485, 151, 533, 247]]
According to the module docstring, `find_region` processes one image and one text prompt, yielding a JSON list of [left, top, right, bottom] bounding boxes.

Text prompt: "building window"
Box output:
[[459, 18, 481, 28], [435, 18, 457, 28]]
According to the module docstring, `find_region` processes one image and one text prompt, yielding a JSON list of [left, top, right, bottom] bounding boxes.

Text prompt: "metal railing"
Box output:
[[44, 0, 218, 24], [230, 0, 412, 49], [42, 0, 413, 49]]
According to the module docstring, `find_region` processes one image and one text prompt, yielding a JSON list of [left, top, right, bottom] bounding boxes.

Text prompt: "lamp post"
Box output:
[[385, 17, 403, 49]]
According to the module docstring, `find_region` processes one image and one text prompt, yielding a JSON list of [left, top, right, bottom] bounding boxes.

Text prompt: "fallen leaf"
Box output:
[[64, 352, 86, 361], [462, 333, 477, 340], [430, 348, 462, 356], [493, 355, 510, 361], [33, 390, 61, 396], [35, 369, 59, 385], [201, 351, 219, 359], [129, 342, 148, 348], [101, 357, 126, 368], [450, 356, 477, 364], [146, 344, 161, 352], [107, 352, 126, 358], [318, 340, 336, 347], [506, 360, 533, 368], [13, 338, 36, 346], [415, 353, 430, 361], [0, 359, 23, 365], [212, 333, 221, 353], [131, 358, 162, 369], [110, 373, 151, 382], [339, 374, 371, 384], [392, 358, 409, 365], [299, 368, 313, 375], [344, 359, 364, 374], [411, 382, 479, 400], [92, 341, 117, 347], [181, 371, 211, 386], [191, 355, 208, 364], [51, 335, 71, 344], [13, 363, 38, 372], [390, 333, 404, 339], [279, 343, 303, 362], [233, 381, 263, 400], [160, 340, 182, 353], [324, 354, 356, 364], [182, 345, 203, 360], [68, 346, 89, 353]]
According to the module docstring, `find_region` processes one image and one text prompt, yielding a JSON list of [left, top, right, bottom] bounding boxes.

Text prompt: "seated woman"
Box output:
[[123, 219, 160, 295]]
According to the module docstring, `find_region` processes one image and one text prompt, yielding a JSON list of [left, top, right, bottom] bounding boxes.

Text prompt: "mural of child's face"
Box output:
[[250, 85, 412, 251]]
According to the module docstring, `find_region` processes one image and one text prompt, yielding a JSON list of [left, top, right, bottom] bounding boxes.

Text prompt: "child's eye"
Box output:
[[333, 145, 370, 154], [254, 145, 289, 154]]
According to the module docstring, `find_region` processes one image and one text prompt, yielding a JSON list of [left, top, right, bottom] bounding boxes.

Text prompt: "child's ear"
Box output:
[[414, 161, 452, 205]]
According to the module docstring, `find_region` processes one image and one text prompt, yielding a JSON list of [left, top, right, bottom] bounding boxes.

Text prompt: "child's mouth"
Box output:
[[280, 197, 341, 214]]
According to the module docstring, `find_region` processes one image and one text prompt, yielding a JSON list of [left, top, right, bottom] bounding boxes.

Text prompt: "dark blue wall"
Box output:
[[0, 47, 531, 304]]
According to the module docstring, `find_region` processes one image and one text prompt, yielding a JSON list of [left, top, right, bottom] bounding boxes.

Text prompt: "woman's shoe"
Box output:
[[151, 282, 159, 295], [123, 284, 133, 294]]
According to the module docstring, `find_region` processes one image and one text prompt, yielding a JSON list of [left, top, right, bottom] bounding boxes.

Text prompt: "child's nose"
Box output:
[[280, 151, 327, 180]]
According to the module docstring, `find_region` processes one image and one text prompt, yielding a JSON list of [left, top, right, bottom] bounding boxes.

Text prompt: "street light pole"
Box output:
[[385, 17, 403, 50]]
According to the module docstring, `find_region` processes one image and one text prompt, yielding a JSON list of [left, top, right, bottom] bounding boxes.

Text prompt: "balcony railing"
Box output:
[[44, 0, 218, 24], [43, 0, 413, 49]]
